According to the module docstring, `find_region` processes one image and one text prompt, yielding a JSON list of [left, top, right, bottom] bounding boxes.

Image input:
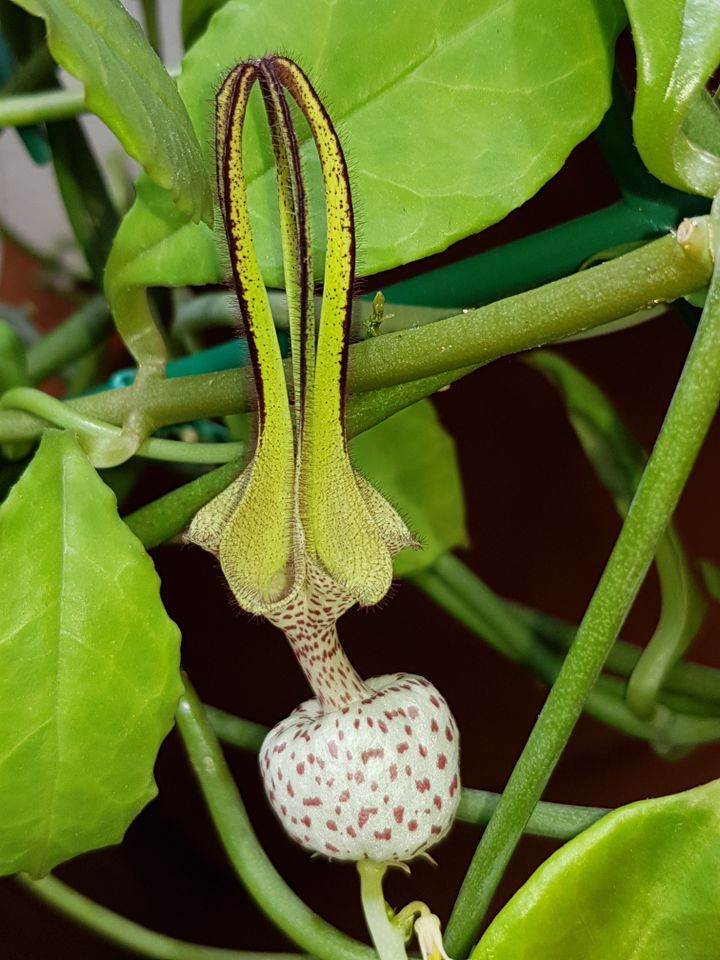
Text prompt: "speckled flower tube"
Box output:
[[187, 55, 461, 862]]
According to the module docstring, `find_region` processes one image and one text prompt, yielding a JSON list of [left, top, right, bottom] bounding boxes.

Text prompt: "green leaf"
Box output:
[[0, 430, 181, 877], [684, 90, 720, 158], [626, 0, 720, 196], [8, 0, 212, 224], [472, 778, 720, 959], [526, 350, 645, 511], [181, 0, 228, 49], [349, 399, 467, 576], [110, 0, 623, 291]]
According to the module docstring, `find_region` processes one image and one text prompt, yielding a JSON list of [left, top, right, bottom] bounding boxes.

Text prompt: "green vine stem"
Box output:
[[0, 388, 244, 465], [417, 556, 720, 746], [356, 862, 408, 960], [444, 208, 720, 957], [202, 703, 609, 841], [0, 65, 180, 128], [0, 225, 711, 447], [625, 529, 705, 720], [520, 601, 720, 708], [25, 295, 111, 383], [175, 680, 375, 960], [124, 459, 244, 549], [18, 874, 308, 960]]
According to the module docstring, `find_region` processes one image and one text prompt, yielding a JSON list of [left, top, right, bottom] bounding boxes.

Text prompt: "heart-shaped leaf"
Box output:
[[473, 778, 720, 960], [9, 0, 212, 224], [181, 0, 228, 49], [626, 0, 720, 196], [0, 430, 182, 877]]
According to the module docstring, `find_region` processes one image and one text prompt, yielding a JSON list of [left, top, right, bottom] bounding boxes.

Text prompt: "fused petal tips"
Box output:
[[186, 55, 416, 617]]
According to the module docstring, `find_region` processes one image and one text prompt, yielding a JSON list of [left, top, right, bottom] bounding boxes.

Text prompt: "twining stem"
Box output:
[[519, 602, 720, 707], [357, 862, 408, 960], [0, 226, 711, 447], [203, 703, 610, 841], [524, 348, 707, 722], [175, 680, 375, 960], [444, 211, 720, 957], [18, 874, 307, 960], [0, 388, 244, 465], [416, 557, 720, 746]]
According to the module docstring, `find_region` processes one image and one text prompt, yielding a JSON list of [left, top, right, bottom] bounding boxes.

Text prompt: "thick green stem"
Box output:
[[175, 681, 374, 960], [357, 862, 408, 960], [18, 874, 307, 960], [445, 212, 720, 957], [0, 226, 711, 446], [124, 460, 243, 549]]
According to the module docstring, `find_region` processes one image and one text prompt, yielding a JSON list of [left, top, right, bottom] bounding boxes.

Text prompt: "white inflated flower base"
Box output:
[[260, 673, 461, 861]]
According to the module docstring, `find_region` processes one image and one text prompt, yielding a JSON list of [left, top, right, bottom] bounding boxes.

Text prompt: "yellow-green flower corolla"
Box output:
[[187, 57, 416, 628]]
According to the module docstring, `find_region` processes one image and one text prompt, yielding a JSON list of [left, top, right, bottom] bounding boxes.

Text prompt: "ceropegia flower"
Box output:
[[187, 55, 460, 860]]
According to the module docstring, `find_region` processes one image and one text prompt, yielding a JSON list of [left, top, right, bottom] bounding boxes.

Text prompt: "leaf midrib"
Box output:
[[34, 448, 69, 873]]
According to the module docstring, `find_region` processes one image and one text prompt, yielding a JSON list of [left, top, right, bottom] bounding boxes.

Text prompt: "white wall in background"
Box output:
[[0, 1, 183, 266]]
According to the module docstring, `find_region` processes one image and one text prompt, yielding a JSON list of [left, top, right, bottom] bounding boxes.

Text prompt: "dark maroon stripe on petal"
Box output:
[[257, 59, 313, 427], [272, 57, 356, 439], [215, 61, 268, 429]]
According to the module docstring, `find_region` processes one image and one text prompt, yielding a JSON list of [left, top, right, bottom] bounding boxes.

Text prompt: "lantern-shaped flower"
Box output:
[[187, 55, 460, 861]]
